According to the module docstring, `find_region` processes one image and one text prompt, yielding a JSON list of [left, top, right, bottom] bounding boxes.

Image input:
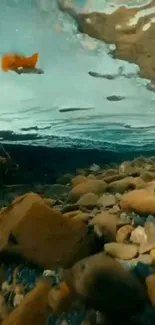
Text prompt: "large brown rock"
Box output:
[[141, 171, 155, 182], [102, 173, 125, 184], [64, 253, 147, 320], [146, 275, 155, 307], [89, 212, 118, 241], [139, 221, 155, 253], [0, 193, 95, 268], [77, 193, 98, 207], [120, 188, 155, 215], [97, 194, 116, 207], [107, 177, 134, 193], [104, 242, 138, 260], [119, 162, 141, 176], [108, 177, 146, 194], [1, 281, 51, 325], [68, 180, 107, 202]]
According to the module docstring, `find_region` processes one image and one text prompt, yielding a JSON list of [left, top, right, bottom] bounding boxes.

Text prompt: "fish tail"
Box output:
[[29, 53, 39, 67]]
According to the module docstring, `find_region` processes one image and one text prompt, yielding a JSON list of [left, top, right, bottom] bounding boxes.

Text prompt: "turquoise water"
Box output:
[[0, 0, 154, 151]]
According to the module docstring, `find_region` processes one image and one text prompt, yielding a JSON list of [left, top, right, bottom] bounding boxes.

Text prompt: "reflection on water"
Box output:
[[0, 0, 154, 151]]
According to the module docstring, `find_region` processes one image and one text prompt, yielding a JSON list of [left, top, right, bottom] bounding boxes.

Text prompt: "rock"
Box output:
[[43, 198, 56, 207], [139, 243, 155, 254], [13, 294, 24, 307], [133, 254, 152, 266], [72, 212, 91, 222], [144, 221, 155, 243], [1, 280, 51, 325], [68, 180, 107, 202], [48, 281, 73, 314], [136, 254, 152, 265], [72, 175, 88, 187], [140, 171, 155, 182], [150, 249, 155, 264], [108, 177, 146, 194], [61, 204, 79, 214], [76, 168, 87, 176], [108, 205, 120, 214], [130, 226, 147, 245], [87, 174, 96, 180], [97, 194, 116, 207], [119, 161, 130, 174], [131, 177, 146, 190], [0, 193, 95, 269], [77, 193, 98, 208], [115, 193, 122, 200], [138, 221, 155, 254], [119, 212, 132, 223], [119, 162, 141, 176], [120, 189, 155, 215], [116, 254, 152, 271], [89, 164, 100, 172], [1, 282, 12, 295], [116, 225, 134, 243], [107, 177, 134, 193], [146, 275, 155, 307], [56, 173, 73, 185], [104, 243, 138, 260], [103, 169, 118, 177], [103, 173, 125, 184], [89, 212, 118, 241], [64, 253, 147, 319], [117, 220, 131, 230], [133, 157, 149, 168]]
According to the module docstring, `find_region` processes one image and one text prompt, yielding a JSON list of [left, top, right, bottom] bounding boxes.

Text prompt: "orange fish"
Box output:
[[1, 52, 39, 72]]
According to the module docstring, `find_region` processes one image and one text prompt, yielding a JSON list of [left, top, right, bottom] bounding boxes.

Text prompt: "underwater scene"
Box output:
[[1, 0, 155, 324]]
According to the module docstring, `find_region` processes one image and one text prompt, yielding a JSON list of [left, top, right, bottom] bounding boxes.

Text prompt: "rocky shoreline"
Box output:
[[0, 155, 155, 324]]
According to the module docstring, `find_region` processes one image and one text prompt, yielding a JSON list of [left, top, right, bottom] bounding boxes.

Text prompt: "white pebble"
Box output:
[[130, 226, 147, 245], [89, 163, 100, 172], [109, 44, 116, 51], [43, 270, 55, 277], [142, 22, 151, 31], [1, 281, 12, 293], [13, 294, 24, 307], [85, 18, 91, 24]]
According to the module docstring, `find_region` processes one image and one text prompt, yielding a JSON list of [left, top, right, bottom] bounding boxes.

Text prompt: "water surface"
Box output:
[[0, 0, 154, 152]]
